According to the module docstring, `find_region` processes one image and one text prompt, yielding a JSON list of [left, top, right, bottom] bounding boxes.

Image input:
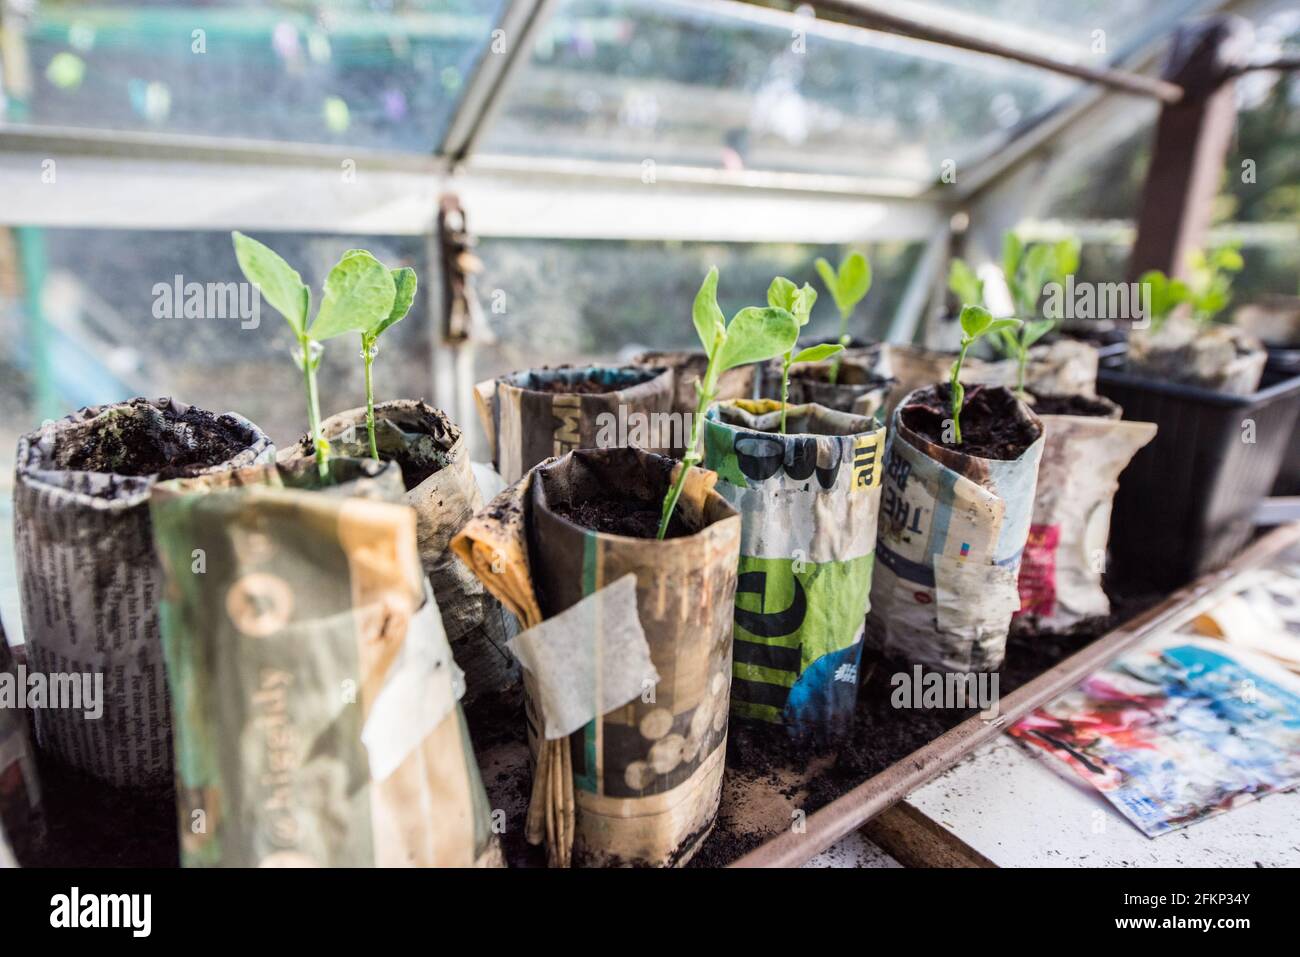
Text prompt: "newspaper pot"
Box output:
[[868, 385, 1044, 673], [474, 364, 674, 484], [13, 397, 273, 789], [703, 399, 886, 739], [1127, 319, 1266, 396], [783, 359, 894, 420], [1012, 394, 1156, 634], [451, 446, 741, 867], [279, 400, 515, 707], [0, 623, 42, 865], [149, 457, 502, 867], [1098, 364, 1300, 589], [632, 350, 756, 420], [881, 340, 1099, 421]]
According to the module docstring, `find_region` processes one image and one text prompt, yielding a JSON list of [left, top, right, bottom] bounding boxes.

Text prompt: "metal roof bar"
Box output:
[[439, 0, 556, 165], [803, 0, 1185, 102]]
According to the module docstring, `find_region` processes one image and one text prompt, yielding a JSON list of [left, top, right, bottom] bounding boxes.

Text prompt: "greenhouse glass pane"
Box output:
[[908, 0, 1211, 56], [478, 0, 1081, 183], [2, 1, 508, 151], [472, 237, 923, 376]]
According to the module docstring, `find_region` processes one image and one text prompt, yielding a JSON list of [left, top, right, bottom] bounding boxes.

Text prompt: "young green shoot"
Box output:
[[359, 264, 417, 459], [768, 276, 843, 433], [656, 266, 798, 540], [232, 232, 397, 479], [1000, 318, 1055, 398], [814, 252, 871, 385], [1139, 245, 1242, 333], [949, 305, 1021, 445]]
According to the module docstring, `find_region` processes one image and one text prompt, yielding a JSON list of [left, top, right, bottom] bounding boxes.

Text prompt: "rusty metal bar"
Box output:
[[730, 522, 1300, 867], [1129, 17, 1245, 279], [807, 0, 1184, 103]]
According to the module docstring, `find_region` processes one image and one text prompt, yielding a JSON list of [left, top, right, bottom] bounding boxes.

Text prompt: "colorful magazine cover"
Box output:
[[1010, 640, 1300, 837]]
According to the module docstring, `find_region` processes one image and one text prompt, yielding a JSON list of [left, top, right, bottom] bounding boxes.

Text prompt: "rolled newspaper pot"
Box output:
[[452, 447, 741, 867], [149, 457, 502, 867], [783, 360, 894, 420], [882, 340, 1099, 420], [13, 397, 273, 789], [1, 623, 42, 865], [631, 350, 756, 419], [1128, 319, 1266, 395], [473, 365, 674, 484], [279, 400, 515, 706], [703, 400, 885, 738], [1014, 394, 1156, 634], [868, 385, 1045, 673]]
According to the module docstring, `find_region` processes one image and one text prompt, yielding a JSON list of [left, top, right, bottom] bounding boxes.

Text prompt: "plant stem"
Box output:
[[301, 333, 328, 480], [950, 341, 969, 445], [1016, 348, 1028, 400], [779, 353, 792, 434], [827, 310, 849, 385], [363, 334, 379, 460], [657, 366, 718, 540]]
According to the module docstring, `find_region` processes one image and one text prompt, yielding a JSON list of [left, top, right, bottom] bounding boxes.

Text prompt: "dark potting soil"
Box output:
[[528, 376, 622, 395], [685, 581, 1163, 867], [1029, 392, 1114, 417], [550, 497, 693, 539], [900, 383, 1039, 460], [51, 399, 250, 480], [21, 749, 179, 868]]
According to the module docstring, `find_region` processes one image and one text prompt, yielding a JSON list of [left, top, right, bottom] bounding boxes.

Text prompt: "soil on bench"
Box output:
[[900, 383, 1040, 460]]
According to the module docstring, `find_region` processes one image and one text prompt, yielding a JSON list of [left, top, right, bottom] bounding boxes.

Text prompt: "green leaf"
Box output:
[[1021, 244, 1056, 310], [792, 343, 844, 365], [231, 231, 309, 334], [693, 266, 726, 354], [835, 253, 871, 312], [792, 282, 818, 326], [814, 257, 838, 301], [998, 327, 1020, 355], [1023, 318, 1055, 348], [1001, 232, 1024, 285], [311, 251, 398, 341], [370, 266, 417, 338], [716, 307, 799, 371], [948, 259, 984, 308], [1052, 239, 1080, 281], [959, 304, 993, 338], [985, 318, 1024, 337], [767, 276, 798, 312]]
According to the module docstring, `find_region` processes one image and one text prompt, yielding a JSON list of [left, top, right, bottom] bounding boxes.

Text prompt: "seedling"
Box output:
[[232, 232, 397, 478], [1139, 244, 1243, 333], [814, 252, 871, 384], [949, 234, 1078, 361], [949, 305, 1021, 444], [1000, 318, 1055, 398], [655, 267, 798, 540], [358, 263, 417, 459], [768, 276, 843, 434]]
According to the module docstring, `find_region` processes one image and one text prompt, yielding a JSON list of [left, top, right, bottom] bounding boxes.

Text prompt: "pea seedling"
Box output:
[[768, 276, 843, 434], [949, 305, 1021, 444], [1000, 318, 1055, 398], [232, 232, 397, 478], [358, 263, 417, 459], [814, 252, 871, 384], [656, 266, 798, 540]]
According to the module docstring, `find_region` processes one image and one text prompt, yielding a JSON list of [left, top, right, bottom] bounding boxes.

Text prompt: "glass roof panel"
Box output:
[[477, 0, 1087, 185], [2, 1, 508, 151]]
